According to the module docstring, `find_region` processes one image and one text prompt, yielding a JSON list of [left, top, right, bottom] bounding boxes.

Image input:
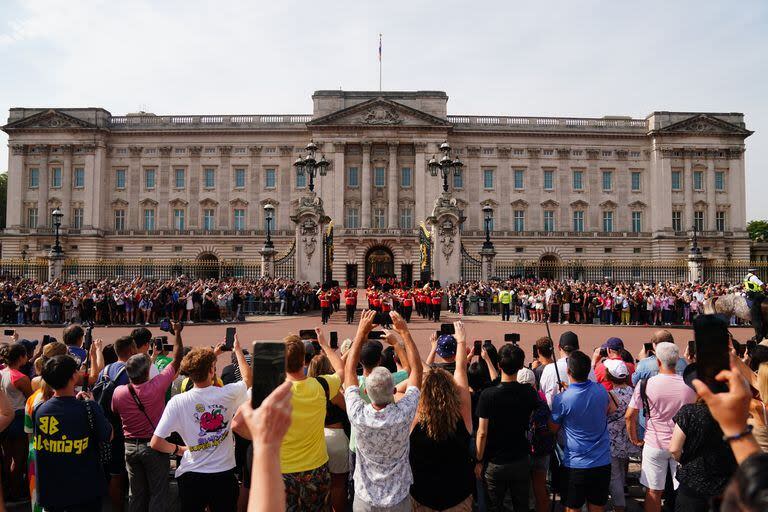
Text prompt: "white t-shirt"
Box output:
[[540, 357, 597, 408], [154, 380, 248, 477]]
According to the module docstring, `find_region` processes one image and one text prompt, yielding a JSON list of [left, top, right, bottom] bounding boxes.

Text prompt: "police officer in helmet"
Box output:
[[744, 268, 766, 341]]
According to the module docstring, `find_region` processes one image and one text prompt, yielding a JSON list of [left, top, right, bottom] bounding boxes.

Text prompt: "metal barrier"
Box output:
[[492, 260, 713, 283], [274, 241, 296, 279], [460, 245, 482, 281]]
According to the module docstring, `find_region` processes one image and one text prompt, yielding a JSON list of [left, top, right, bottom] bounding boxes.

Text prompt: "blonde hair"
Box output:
[[758, 363, 768, 404], [416, 368, 462, 442], [308, 354, 334, 378]]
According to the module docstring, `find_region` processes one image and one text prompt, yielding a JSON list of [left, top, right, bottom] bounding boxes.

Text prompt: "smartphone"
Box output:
[[374, 311, 390, 325], [329, 332, 338, 350], [483, 339, 493, 347], [687, 340, 696, 359], [154, 337, 163, 352], [311, 340, 322, 354], [3, 329, 15, 336], [440, 323, 455, 335], [162, 344, 174, 352], [42, 334, 51, 347], [299, 329, 318, 340], [504, 333, 520, 343], [747, 339, 757, 357], [644, 342, 654, 354], [435, 330, 442, 338], [251, 341, 286, 409], [694, 315, 729, 393], [83, 325, 93, 352], [532, 344, 539, 359], [734, 340, 747, 358], [224, 327, 236, 351], [599, 347, 608, 359], [368, 331, 385, 340], [473, 340, 482, 356]]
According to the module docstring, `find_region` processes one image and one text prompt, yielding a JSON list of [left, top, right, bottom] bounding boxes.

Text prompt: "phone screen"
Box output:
[[473, 340, 481, 356], [644, 342, 654, 354], [329, 332, 338, 350], [224, 327, 236, 351], [3, 329, 15, 336], [368, 331, 385, 340], [694, 316, 729, 393], [440, 323, 455, 335], [532, 344, 539, 359], [251, 342, 286, 409], [688, 340, 696, 358], [299, 329, 318, 340], [154, 337, 163, 351], [162, 344, 174, 352]]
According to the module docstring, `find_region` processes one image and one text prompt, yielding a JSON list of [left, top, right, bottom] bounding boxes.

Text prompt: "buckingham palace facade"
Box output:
[[1, 89, 753, 283]]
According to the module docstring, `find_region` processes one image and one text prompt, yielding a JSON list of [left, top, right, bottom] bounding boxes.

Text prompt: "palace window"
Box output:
[[51, 167, 62, 188], [174, 168, 186, 189], [203, 209, 215, 230], [173, 209, 185, 230], [715, 171, 725, 191], [631, 171, 641, 191], [513, 210, 525, 232], [204, 168, 215, 188], [27, 208, 38, 228], [483, 168, 494, 189], [672, 211, 682, 232], [143, 209, 155, 231], [346, 207, 360, 228], [72, 208, 84, 229], [693, 170, 704, 191], [234, 168, 246, 189], [401, 167, 412, 188], [265, 168, 276, 189], [115, 169, 126, 189], [74, 168, 85, 188], [573, 210, 584, 232], [543, 170, 554, 190], [543, 210, 554, 232], [114, 210, 126, 231], [374, 167, 385, 188], [144, 168, 156, 189], [632, 211, 642, 233], [233, 209, 245, 231], [603, 211, 614, 232], [28, 168, 39, 188], [399, 207, 413, 229], [373, 207, 386, 228], [572, 170, 584, 191], [514, 169, 524, 190], [716, 211, 726, 231], [630, 151, 641, 158], [453, 170, 463, 189], [347, 167, 359, 188], [572, 150, 583, 156], [296, 167, 306, 189], [671, 170, 682, 190], [543, 149, 553, 156], [602, 170, 613, 191], [513, 149, 524, 156], [602, 150, 612, 157], [694, 211, 704, 232]]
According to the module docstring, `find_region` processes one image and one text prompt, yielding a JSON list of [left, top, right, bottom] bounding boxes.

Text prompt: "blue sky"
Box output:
[[1, 0, 766, 218]]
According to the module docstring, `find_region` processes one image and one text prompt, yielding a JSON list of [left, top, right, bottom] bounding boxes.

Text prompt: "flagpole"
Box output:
[[379, 33, 382, 92]]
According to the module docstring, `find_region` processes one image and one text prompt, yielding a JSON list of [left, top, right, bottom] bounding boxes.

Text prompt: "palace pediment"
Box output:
[[307, 98, 451, 128], [4, 109, 100, 131], [653, 114, 752, 136]]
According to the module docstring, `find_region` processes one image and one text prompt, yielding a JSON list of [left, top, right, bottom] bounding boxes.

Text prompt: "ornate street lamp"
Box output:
[[427, 141, 463, 193], [263, 203, 275, 249], [293, 140, 329, 193], [51, 209, 64, 254], [482, 205, 494, 250], [690, 224, 702, 256]]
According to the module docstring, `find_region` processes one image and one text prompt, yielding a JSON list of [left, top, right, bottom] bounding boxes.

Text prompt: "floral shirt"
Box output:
[[345, 385, 420, 507], [607, 386, 638, 459]]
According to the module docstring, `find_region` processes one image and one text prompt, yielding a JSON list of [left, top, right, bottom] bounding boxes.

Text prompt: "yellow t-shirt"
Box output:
[[280, 374, 341, 474]]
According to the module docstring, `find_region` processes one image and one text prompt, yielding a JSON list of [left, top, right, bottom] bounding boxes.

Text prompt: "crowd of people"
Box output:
[[445, 279, 741, 326], [1, 308, 768, 512], [0, 277, 323, 326]]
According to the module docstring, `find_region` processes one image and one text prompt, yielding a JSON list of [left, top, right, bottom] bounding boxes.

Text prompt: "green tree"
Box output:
[[0, 172, 6, 229], [747, 220, 768, 241]]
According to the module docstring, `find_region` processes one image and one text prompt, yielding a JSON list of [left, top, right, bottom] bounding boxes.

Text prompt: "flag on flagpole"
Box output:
[[378, 34, 382, 62]]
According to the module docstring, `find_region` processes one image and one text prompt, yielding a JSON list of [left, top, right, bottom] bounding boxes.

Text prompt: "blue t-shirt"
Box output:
[[631, 355, 687, 386], [67, 346, 88, 367], [551, 380, 610, 469], [98, 361, 130, 386], [33, 397, 112, 509]]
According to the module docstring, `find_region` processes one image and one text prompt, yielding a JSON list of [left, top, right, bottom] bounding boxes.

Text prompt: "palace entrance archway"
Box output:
[[365, 246, 395, 281], [539, 254, 559, 280], [196, 252, 220, 279]]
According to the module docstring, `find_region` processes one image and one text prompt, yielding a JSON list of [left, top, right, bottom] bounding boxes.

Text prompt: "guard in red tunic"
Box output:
[[344, 285, 357, 324], [402, 291, 414, 322], [431, 289, 443, 322], [318, 289, 332, 324]]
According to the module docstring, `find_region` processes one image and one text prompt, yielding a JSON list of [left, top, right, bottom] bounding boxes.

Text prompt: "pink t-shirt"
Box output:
[[112, 364, 176, 439], [629, 373, 695, 449]]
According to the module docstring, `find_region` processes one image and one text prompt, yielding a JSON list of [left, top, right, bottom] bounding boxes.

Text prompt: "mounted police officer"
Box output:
[[744, 268, 765, 341]]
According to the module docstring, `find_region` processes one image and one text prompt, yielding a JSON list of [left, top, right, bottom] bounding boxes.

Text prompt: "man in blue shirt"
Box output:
[[631, 330, 687, 385], [550, 351, 616, 512]]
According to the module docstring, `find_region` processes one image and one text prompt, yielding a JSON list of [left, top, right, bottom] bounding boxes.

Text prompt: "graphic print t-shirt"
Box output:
[[154, 380, 247, 477]]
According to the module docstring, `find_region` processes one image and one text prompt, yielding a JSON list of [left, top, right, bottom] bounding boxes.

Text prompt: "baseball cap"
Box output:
[[604, 359, 629, 379], [360, 340, 384, 368], [436, 335, 457, 359], [559, 331, 579, 350], [602, 337, 624, 351]]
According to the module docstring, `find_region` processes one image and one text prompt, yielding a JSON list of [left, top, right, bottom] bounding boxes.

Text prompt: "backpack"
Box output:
[[91, 363, 127, 421]]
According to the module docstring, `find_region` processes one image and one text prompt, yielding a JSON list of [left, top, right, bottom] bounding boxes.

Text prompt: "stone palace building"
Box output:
[[1, 90, 753, 284]]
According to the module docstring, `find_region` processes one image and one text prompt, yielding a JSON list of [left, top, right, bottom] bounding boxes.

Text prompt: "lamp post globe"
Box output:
[[263, 203, 275, 249], [482, 205, 494, 250], [427, 141, 462, 193], [51, 208, 64, 254], [294, 140, 328, 192]]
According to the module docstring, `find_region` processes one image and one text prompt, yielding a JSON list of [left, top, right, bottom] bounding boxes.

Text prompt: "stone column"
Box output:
[[586, 149, 600, 230], [278, 146, 294, 230], [427, 194, 463, 284], [128, 146, 142, 230], [260, 246, 276, 277], [480, 246, 496, 281], [464, 146, 481, 228], [248, 146, 262, 228], [361, 142, 372, 227], [218, 146, 232, 228], [706, 156, 716, 230], [387, 142, 398, 228], [82, 145, 95, 229], [292, 194, 328, 284], [333, 143, 345, 226], [37, 145, 50, 227], [728, 147, 746, 229], [414, 142, 428, 223], [48, 251, 64, 280], [92, 142, 107, 231], [7, 145, 25, 228], [649, 146, 673, 233], [688, 253, 704, 283], [188, 146, 203, 228], [60, 145, 73, 228], [683, 153, 693, 229], [158, 146, 172, 229]]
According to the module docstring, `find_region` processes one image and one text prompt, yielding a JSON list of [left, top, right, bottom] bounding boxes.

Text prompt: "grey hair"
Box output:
[[366, 366, 395, 406], [655, 342, 679, 369], [126, 353, 152, 383]]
